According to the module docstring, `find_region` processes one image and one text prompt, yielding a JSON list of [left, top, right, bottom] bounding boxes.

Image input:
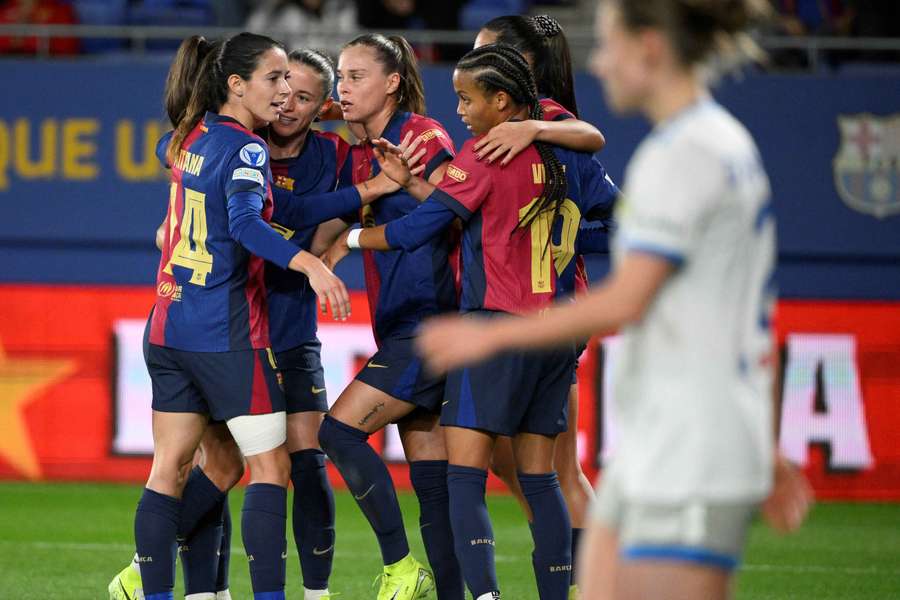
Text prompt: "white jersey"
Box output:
[[609, 99, 775, 503]]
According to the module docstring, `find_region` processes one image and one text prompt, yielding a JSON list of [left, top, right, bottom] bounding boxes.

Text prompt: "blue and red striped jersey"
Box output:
[[266, 130, 352, 352], [433, 138, 618, 315], [150, 112, 276, 351], [346, 111, 457, 343]]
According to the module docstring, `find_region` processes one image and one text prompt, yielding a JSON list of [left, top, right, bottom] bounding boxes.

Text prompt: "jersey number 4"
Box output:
[[163, 182, 213, 286], [519, 197, 580, 294]]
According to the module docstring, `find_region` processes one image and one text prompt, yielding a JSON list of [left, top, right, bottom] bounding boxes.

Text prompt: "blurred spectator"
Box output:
[[844, 0, 900, 61], [210, 0, 247, 26], [354, 0, 414, 30], [0, 0, 79, 55], [247, 0, 357, 54], [774, 0, 852, 36]]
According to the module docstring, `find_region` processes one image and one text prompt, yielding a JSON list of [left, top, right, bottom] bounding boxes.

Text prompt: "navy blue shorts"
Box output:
[[440, 314, 575, 436], [276, 339, 327, 414], [572, 340, 588, 385], [147, 343, 285, 421], [355, 335, 445, 412]]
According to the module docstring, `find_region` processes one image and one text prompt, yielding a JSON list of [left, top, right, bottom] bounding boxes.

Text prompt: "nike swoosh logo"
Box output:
[[354, 484, 375, 500], [312, 544, 334, 556], [367, 361, 389, 369], [311, 386, 326, 394], [442, 400, 449, 405], [281, 551, 288, 559]]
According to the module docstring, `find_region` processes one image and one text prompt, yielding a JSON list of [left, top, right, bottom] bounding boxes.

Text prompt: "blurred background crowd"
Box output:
[[0, 0, 898, 68]]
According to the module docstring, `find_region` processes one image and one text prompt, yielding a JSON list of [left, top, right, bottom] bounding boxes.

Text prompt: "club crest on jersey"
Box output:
[[447, 164, 468, 183], [833, 113, 900, 219], [239, 142, 267, 167]]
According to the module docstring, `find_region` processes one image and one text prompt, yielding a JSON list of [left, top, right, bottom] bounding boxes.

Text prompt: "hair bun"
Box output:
[[530, 14, 561, 38]]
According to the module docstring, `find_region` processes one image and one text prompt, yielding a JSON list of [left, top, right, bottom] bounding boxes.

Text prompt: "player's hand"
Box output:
[[474, 120, 539, 166], [372, 134, 424, 187], [416, 315, 498, 374], [762, 453, 813, 534], [317, 102, 345, 122], [290, 250, 351, 320], [320, 232, 351, 271]]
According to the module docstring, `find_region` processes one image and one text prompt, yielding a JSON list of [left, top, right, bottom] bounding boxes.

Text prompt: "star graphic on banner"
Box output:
[[0, 340, 76, 479]]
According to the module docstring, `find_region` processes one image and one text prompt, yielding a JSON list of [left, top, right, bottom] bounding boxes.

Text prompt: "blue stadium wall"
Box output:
[[1, 59, 899, 299]]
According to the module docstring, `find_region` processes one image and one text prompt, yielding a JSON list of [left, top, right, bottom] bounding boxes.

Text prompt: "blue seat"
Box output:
[[73, 0, 128, 53]]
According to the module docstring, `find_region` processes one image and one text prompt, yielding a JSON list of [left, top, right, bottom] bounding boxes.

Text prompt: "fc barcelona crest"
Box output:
[[833, 113, 900, 219]]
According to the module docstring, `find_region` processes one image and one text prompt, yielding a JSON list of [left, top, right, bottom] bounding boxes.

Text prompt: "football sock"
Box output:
[[134, 488, 181, 599], [318, 415, 409, 565], [241, 483, 287, 598], [216, 497, 232, 593], [181, 494, 226, 596], [519, 472, 572, 600], [570, 527, 583, 586], [447, 464, 498, 598], [409, 460, 465, 600], [290, 449, 336, 590]]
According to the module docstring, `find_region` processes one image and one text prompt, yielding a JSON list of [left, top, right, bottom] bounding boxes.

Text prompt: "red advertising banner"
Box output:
[[0, 285, 898, 500]]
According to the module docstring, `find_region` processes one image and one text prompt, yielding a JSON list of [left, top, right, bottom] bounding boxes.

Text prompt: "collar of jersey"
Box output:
[[370, 110, 411, 144], [204, 111, 251, 132]]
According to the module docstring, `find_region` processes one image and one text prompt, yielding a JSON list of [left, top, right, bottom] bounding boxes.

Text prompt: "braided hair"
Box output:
[[456, 43, 568, 238]]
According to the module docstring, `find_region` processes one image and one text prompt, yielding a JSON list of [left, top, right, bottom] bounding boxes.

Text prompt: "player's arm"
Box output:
[[310, 218, 351, 257], [577, 220, 612, 255], [417, 252, 674, 373], [155, 220, 165, 251], [473, 118, 605, 166]]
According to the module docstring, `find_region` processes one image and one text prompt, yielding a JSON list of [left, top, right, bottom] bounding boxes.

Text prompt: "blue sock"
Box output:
[[409, 460, 464, 600], [181, 495, 226, 595], [319, 415, 409, 565], [571, 527, 583, 586], [290, 449, 336, 590], [241, 483, 287, 598], [134, 488, 180, 599], [216, 497, 232, 592], [446, 465, 498, 598], [519, 472, 572, 600], [179, 467, 227, 538]]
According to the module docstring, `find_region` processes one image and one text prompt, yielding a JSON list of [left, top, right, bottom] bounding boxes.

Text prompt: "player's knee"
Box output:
[[245, 445, 291, 487], [489, 453, 517, 483]]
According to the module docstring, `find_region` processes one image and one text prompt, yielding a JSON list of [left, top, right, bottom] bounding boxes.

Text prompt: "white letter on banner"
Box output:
[[779, 334, 874, 470]]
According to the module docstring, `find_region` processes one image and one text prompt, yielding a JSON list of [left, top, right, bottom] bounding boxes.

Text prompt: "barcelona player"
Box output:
[[416, 2, 814, 599], [114, 32, 351, 600], [473, 15, 609, 596], [333, 44, 618, 599], [314, 33, 462, 600]]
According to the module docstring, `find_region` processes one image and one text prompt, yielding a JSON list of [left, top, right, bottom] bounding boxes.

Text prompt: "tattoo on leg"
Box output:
[[358, 402, 385, 427]]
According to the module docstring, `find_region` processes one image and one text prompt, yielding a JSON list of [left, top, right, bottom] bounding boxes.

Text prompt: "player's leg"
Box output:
[[400, 412, 465, 600], [575, 520, 619, 600], [319, 380, 417, 566], [279, 340, 335, 600], [443, 426, 498, 600], [180, 424, 244, 600], [489, 436, 533, 520], [555, 382, 594, 596]]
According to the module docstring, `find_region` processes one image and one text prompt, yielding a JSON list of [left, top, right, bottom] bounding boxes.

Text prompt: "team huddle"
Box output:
[[108, 2, 812, 600]]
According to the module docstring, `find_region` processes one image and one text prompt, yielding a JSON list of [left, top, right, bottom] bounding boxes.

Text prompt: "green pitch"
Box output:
[[0, 482, 897, 599]]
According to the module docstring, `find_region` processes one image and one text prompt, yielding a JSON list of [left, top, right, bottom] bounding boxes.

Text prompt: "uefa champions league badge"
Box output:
[[239, 142, 267, 167], [833, 114, 900, 219]]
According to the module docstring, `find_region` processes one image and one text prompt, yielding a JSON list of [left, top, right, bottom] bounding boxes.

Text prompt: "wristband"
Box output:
[[347, 228, 363, 249]]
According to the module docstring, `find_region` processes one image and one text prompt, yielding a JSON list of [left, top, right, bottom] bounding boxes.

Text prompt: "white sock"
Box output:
[[476, 593, 500, 600], [216, 591, 233, 600], [185, 594, 216, 600], [304, 588, 331, 600]]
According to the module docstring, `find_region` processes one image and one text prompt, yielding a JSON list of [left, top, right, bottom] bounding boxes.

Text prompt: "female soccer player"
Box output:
[[473, 16, 605, 596], [124, 32, 350, 600], [314, 33, 462, 600], [330, 43, 618, 600], [415, 2, 814, 599]]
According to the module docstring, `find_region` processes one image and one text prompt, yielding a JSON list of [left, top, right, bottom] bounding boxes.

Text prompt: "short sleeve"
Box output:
[[540, 98, 574, 122], [619, 142, 724, 265], [405, 120, 456, 180], [432, 144, 491, 221], [224, 141, 268, 198]]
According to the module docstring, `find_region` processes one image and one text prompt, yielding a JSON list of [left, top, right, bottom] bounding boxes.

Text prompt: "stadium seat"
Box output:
[[73, 0, 128, 53], [128, 0, 215, 51]]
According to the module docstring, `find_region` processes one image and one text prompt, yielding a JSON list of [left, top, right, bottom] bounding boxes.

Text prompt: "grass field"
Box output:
[[0, 482, 898, 599]]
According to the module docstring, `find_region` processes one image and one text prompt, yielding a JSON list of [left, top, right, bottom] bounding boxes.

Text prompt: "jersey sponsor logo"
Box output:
[[239, 142, 267, 167], [415, 128, 445, 145], [447, 164, 468, 183], [833, 113, 900, 219], [232, 167, 264, 185], [156, 281, 182, 302], [174, 149, 204, 176]]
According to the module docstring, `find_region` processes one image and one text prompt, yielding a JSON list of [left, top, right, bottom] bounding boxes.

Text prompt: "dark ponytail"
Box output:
[[455, 43, 568, 240], [167, 32, 284, 166], [607, 0, 771, 67], [164, 36, 214, 127], [343, 33, 426, 115], [481, 14, 578, 116]]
